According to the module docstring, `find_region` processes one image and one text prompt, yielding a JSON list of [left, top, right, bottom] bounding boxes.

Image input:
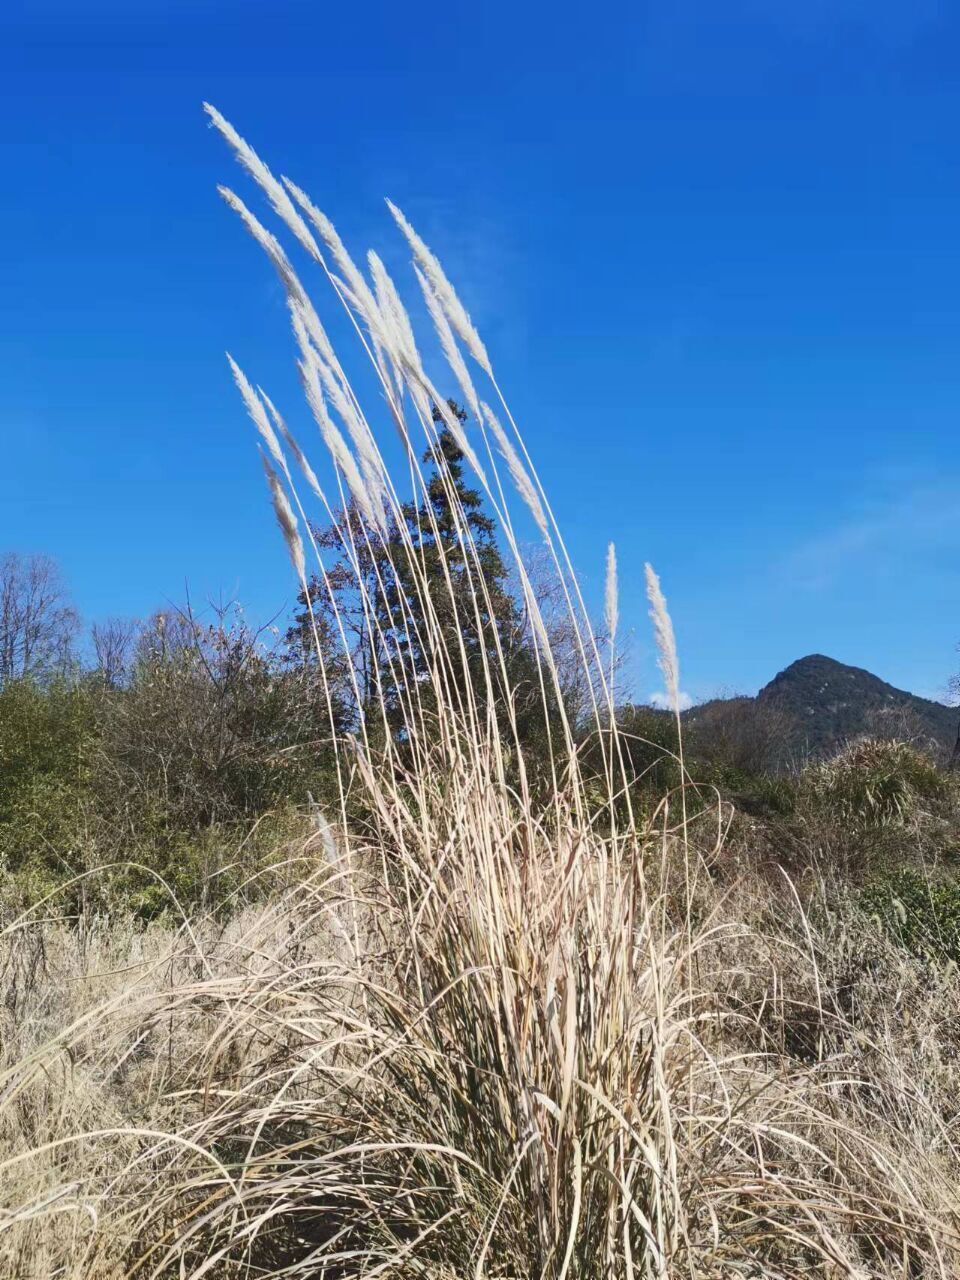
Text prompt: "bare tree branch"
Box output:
[[0, 552, 78, 683]]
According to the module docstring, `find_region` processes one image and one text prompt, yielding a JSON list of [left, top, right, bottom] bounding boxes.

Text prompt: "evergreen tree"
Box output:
[[289, 401, 555, 754], [388, 403, 520, 716], [286, 500, 389, 732]]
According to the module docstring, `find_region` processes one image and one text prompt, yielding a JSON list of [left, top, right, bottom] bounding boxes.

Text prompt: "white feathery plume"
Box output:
[[218, 187, 345, 382], [644, 562, 680, 716], [299, 348, 382, 533], [419, 375, 488, 489], [258, 388, 326, 503], [283, 293, 354, 405], [386, 198, 492, 375], [481, 401, 548, 538], [227, 354, 285, 468], [204, 104, 322, 264], [219, 186, 351, 397], [413, 264, 482, 425], [408, 378, 440, 444], [209, 106, 391, 398], [282, 177, 381, 331], [407, 374, 485, 488], [289, 304, 387, 514], [312, 809, 339, 866], [288, 294, 340, 379], [315, 355, 388, 514], [260, 452, 306, 583], [367, 251, 422, 378], [326, 274, 405, 408], [522, 582, 559, 684], [218, 186, 305, 299], [605, 543, 618, 644]]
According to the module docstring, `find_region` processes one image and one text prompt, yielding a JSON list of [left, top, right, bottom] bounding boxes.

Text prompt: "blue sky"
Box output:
[[2, 0, 959, 703]]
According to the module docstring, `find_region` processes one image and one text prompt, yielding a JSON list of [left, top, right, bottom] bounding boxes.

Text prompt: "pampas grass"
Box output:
[[644, 561, 680, 718], [3, 106, 959, 1279], [482, 400, 549, 539], [260, 452, 306, 583], [605, 542, 618, 645], [386, 197, 492, 374]]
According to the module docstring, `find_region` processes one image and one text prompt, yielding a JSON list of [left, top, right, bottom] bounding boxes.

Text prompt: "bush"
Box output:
[[801, 737, 949, 830], [862, 867, 960, 969], [0, 677, 97, 898], [685, 694, 797, 778], [609, 704, 681, 796], [93, 607, 338, 836], [0, 608, 342, 914]]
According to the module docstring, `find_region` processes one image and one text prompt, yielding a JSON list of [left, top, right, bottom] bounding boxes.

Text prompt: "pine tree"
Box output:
[[288, 401, 556, 757], [388, 403, 520, 705]]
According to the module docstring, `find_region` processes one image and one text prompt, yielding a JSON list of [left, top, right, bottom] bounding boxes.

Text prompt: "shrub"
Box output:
[[801, 737, 949, 830], [0, 676, 97, 897], [862, 867, 960, 969], [0, 614, 339, 914], [93, 605, 338, 835], [609, 703, 681, 795], [685, 693, 798, 778]]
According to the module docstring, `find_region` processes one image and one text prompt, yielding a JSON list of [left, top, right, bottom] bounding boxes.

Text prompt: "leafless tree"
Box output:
[[863, 703, 943, 755], [91, 616, 140, 687], [948, 662, 960, 771], [0, 552, 78, 684], [510, 545, 626, 726], [686, 693, 798, 777]]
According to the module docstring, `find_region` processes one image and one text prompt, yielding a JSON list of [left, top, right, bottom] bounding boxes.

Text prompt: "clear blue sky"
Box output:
[[2, 0, 959, 703]]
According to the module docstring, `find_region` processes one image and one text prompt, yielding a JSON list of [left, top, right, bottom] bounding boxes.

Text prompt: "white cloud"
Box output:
[[649, 689, 693, 711]]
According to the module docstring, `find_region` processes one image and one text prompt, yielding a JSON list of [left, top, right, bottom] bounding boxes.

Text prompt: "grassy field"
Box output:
[[2, 109, 959, 1277]]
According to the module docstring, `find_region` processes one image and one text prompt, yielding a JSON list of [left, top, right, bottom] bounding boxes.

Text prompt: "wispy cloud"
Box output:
[[784, 480, 960, 591]]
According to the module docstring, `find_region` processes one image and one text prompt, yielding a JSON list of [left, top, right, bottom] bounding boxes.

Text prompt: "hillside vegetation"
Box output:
[[2, 109, 960, 1278], [758, 653, 958, 761]]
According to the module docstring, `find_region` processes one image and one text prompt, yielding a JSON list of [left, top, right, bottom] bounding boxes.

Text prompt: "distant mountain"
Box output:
[[756, 654, 958, 762]]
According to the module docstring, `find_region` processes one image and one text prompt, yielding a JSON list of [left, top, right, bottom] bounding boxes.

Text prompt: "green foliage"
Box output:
[[609, 705, 682, 799], [801, 738, 948, 830], [98, 608, 336, 833], [861, 868, 960, 969], [291, 405, 558, 767], [699, 762, 798, 818], [381, 407, 527, 737], [0, 609, 343, 915], [92, 807, 309, 918], [0, 677, 97, 897]]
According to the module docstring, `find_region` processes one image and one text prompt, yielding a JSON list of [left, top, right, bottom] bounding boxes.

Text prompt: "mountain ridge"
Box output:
[[754, 653, 957, 761]]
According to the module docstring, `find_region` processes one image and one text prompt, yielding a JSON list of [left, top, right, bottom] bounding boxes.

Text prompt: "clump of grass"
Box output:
[[802, 737, 949, 830], [3, 107, 960, 1277]]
